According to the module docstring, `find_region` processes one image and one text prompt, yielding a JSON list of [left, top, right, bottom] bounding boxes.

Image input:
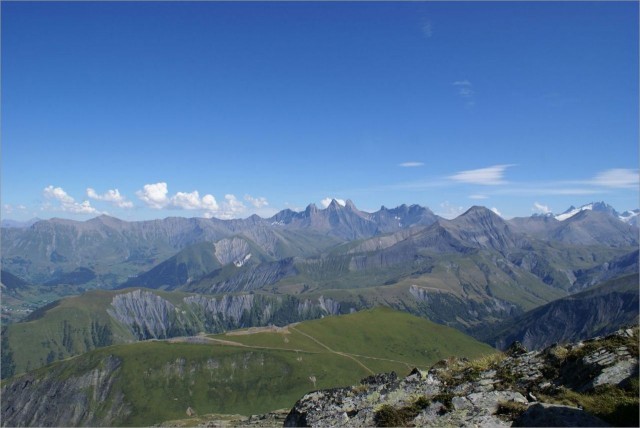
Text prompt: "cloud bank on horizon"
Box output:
[[25, 166, 638, 221]]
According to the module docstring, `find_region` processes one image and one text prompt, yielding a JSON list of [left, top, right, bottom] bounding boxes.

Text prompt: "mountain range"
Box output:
[[2, 201, 637, 327], [1, 200, 637, 376], [2, 200, 635, 286]]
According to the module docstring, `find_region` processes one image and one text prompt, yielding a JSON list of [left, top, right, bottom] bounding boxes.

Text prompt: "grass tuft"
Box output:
[[374, 396, 432, 427], [495, 401, 528, 420], [538, 379, 639, 427]]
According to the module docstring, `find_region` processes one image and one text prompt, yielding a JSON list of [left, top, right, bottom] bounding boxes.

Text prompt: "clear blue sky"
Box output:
[[2, 1, 638, 221]]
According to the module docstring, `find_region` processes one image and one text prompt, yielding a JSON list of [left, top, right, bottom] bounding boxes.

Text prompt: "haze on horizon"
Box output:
[[2, 1, 638, 222]]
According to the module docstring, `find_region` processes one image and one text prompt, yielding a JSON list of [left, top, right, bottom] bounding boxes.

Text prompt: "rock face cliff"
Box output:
[[1, 355, 129, 427], [285, 328, 639, 427], [107, 289, 347, 341]]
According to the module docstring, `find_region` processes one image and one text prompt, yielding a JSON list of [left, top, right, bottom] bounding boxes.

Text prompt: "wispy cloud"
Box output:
[[487, 185, 602, 197], [490, 207, 502, 217], [87, 188, 133, 208], [244, 194, 269, 209], [422, 21, 433, 38], [398, 161, 424, 168], [452, 80, 475, 107], [449, 164, 514, 186], [532, 202, 551, 214], [3, 204, 27, 215], [589, 168, 638, 188], [469, 194, 488, 200], [488, 168, 639, 197], [43, 185, 100, 214]]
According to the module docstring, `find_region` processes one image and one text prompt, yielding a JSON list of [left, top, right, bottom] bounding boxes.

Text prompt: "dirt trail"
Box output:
[[173, 329, 414, 374], [289, 326, 375, 375]]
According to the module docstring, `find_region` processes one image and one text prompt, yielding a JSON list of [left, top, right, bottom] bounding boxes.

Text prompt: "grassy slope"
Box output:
[[3, 290, 133, 374], [5, 308, 496, 426]]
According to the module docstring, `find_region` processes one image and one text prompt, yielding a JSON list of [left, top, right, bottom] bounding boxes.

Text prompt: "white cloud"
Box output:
[[449, 164, 513, 186], [213, 194, 246, 219], [453, 80, 474, 97], [490, 207, 502, 217], [320, 198, 346, 208], [201, 194, 246, 219], [469, 194, 488, 200], [453, 80, 473, 96], [533, 202, 551, 214], [87, 188, 133, 208], [3, 204, 28, 215], [398, 162, 424, 168], [172, 191, 207, 210], [136, 182, 222, 214], [244, 195, 269, 208], [452, 80, 475, 107], [43, 185, 99, 214], [44, 185, 74, 204], [590, 168, 638, 188], [437, 201, 464, 219], [201, 194, 219, 211], [135, 183, 268, 219], [422, 21, 433, 38], [136, 182, 169, 209]]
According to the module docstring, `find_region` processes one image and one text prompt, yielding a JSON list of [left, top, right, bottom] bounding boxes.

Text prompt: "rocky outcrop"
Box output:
[[108, 289, 180, 339], [191, 258, 298, 294], [285, 328, 638, 427], [297, 296, 341, 317], [107, 290, 351, 341], [214, 237, 251, 266], [184, 294, 256, 323], [1, 355, 129, 427]]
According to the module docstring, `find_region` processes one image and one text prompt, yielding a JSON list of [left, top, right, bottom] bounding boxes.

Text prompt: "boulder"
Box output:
[[513, 403, 610, 427]]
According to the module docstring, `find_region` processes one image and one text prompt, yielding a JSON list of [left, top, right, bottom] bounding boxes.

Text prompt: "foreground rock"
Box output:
[[285, 328, 638, 427]]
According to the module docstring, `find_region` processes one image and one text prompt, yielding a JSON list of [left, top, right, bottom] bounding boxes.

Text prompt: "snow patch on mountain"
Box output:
[[555, 204, 593, 221], [554, 202, 638, 223]]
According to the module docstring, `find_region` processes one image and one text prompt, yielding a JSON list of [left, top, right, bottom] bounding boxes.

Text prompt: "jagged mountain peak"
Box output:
[[304, 203, 319, 214], [344, 199, 357, 210], [555, 201, 618, 221], [326, 199, 345, 210]]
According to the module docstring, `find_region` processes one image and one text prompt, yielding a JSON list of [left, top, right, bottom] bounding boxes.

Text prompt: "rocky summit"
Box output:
[[284, 327, 639, 427]]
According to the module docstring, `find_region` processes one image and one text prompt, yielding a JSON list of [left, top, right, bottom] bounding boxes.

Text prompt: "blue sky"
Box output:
[[2, 1, 638, 221]]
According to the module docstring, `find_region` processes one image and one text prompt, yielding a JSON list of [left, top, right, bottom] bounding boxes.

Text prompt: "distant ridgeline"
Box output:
[[1, 201, 638, 379]]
